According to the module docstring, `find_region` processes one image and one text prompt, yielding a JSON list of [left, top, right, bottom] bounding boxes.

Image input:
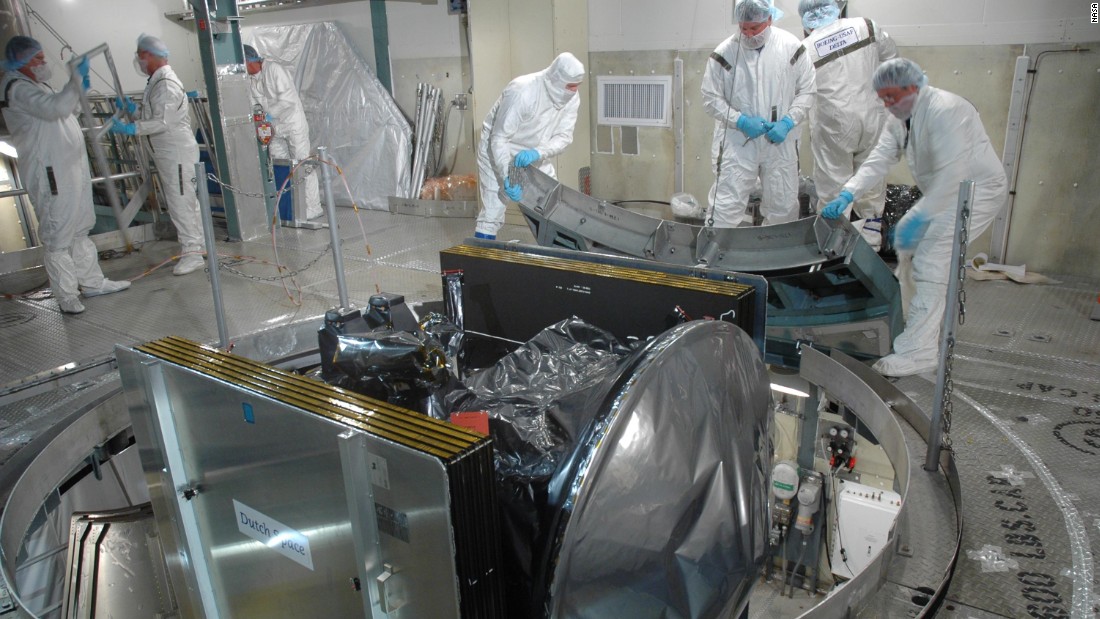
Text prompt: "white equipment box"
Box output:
[[830, 479, 901, 579]]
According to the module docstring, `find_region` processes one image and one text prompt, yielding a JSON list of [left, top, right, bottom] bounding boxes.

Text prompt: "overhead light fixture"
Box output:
[[769, 367, 811, 398], [770, 382, 809, 398], [0, 141, 18, 159]]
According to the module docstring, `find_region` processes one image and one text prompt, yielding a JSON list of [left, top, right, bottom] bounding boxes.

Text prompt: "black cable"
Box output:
[[612, 199, 672, 206], [831, 473, 855, 577], [1004, 48, 1090, 210]]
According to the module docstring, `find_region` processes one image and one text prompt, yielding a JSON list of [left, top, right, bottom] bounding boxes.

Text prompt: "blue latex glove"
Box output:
[[108, 120, 137, 136], [75, 56, 90, 90], [265, 113, 274, 123], [115, 96, 137, 115], [736, 115, 769, 139], [821, 190, 854, 219], [186, 90, 201, 99], [502, 177, 523, 202], [766, 116, 795, 143], [514, 149, 540, 168], [892, 211, 930, 250]]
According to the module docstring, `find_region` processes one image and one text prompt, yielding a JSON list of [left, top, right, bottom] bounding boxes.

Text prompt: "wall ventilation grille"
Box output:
[[597, 76, 672, 127]]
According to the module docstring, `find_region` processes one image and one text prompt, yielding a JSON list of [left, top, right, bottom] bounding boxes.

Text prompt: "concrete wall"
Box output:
[[1001, 47, 1100, 276]]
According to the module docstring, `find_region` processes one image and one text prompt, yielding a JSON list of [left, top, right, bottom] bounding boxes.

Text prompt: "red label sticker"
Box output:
[[450, 411, 489, 436]]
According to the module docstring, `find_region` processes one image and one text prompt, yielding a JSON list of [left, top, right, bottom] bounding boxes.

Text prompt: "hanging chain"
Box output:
[[216, 244, 333, 282], [939, 198, 972, 451], [206, 170, 310, 200]]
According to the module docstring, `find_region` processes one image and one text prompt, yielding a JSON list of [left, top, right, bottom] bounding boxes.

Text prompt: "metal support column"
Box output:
[[189, 0, 245, 240], [195, 163, 230, 350], [797, 383, 820, 471], [318, 147, 350, 309], [370, 0, 392, 94], [990, 55, 1031, 263], [673, 56, 684, 194], [926, 180, 974, 471]]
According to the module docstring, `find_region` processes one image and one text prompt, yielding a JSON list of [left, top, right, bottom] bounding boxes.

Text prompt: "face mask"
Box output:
[[887, 91, 918, 120], [133, 55, 149, 77], [740, 27, 771, 50], [30, 63, 52, 83], [547, 83, 576, 108]]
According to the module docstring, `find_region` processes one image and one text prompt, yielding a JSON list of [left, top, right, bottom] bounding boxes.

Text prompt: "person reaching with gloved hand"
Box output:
[[820, 58, 1007, 376], [474, 52, 585, 240], [0, 36, 131, 314], [799, 0, 896, 230], [111, 34, 205, 276]]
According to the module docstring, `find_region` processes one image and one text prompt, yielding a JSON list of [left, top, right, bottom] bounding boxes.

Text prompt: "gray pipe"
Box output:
[[788, 540, 807, 598], [195, 163, 229, 349], [317, 146, 350, 309]]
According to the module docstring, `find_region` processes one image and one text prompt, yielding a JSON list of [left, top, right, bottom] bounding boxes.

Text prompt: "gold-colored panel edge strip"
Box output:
[[442, 245, 753, 297], [146, 337, 479, 449], [136, 339, 482, 458], [137, 342, 461, 459], [155, 336, 481, 446], [139, 344, 463, 459]]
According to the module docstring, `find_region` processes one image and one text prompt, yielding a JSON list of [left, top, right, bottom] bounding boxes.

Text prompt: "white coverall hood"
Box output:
[[474, 54, 584, 236], [249, 59, 321, 218], [541, 52, 585, 109]]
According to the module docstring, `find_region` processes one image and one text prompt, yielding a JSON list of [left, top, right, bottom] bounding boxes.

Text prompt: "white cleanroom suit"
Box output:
[[137, 64, 205, 275], [803, 16, 896, 219], [475, 53, 585, 238], [841, 86, 1007, 376], [0, 70, 129, 313], [249, 61, 322, 220], [701, 28, 816, 227]]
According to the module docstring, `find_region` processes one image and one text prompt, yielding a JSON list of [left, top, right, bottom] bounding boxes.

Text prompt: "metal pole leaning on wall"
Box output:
[[70, 45, 131, 251], [317, 147, 350, 309], [926, 180, 974, 472], [195, 163, 230, 350]]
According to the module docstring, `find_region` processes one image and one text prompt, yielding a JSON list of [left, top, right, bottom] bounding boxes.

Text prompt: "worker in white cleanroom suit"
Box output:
[[701, 0, 816, 227], [474, 52, 585, 240], [111, 34, 205, 276], [799, 0, 896, 227], [822, 58, 1008, 377], [244, 44, 322, 220], [0, 36, 130, 314]]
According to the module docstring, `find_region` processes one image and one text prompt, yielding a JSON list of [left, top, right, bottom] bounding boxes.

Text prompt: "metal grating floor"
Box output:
[[2, 209, 1100, 618]]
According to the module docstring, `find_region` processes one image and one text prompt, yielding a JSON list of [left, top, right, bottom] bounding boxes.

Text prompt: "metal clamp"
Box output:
[[376, 563, 403, 612]]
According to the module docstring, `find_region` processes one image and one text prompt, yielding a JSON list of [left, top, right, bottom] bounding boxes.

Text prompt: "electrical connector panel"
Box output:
[[824, 423, 856, 470], [829, 479, 901, 579]]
